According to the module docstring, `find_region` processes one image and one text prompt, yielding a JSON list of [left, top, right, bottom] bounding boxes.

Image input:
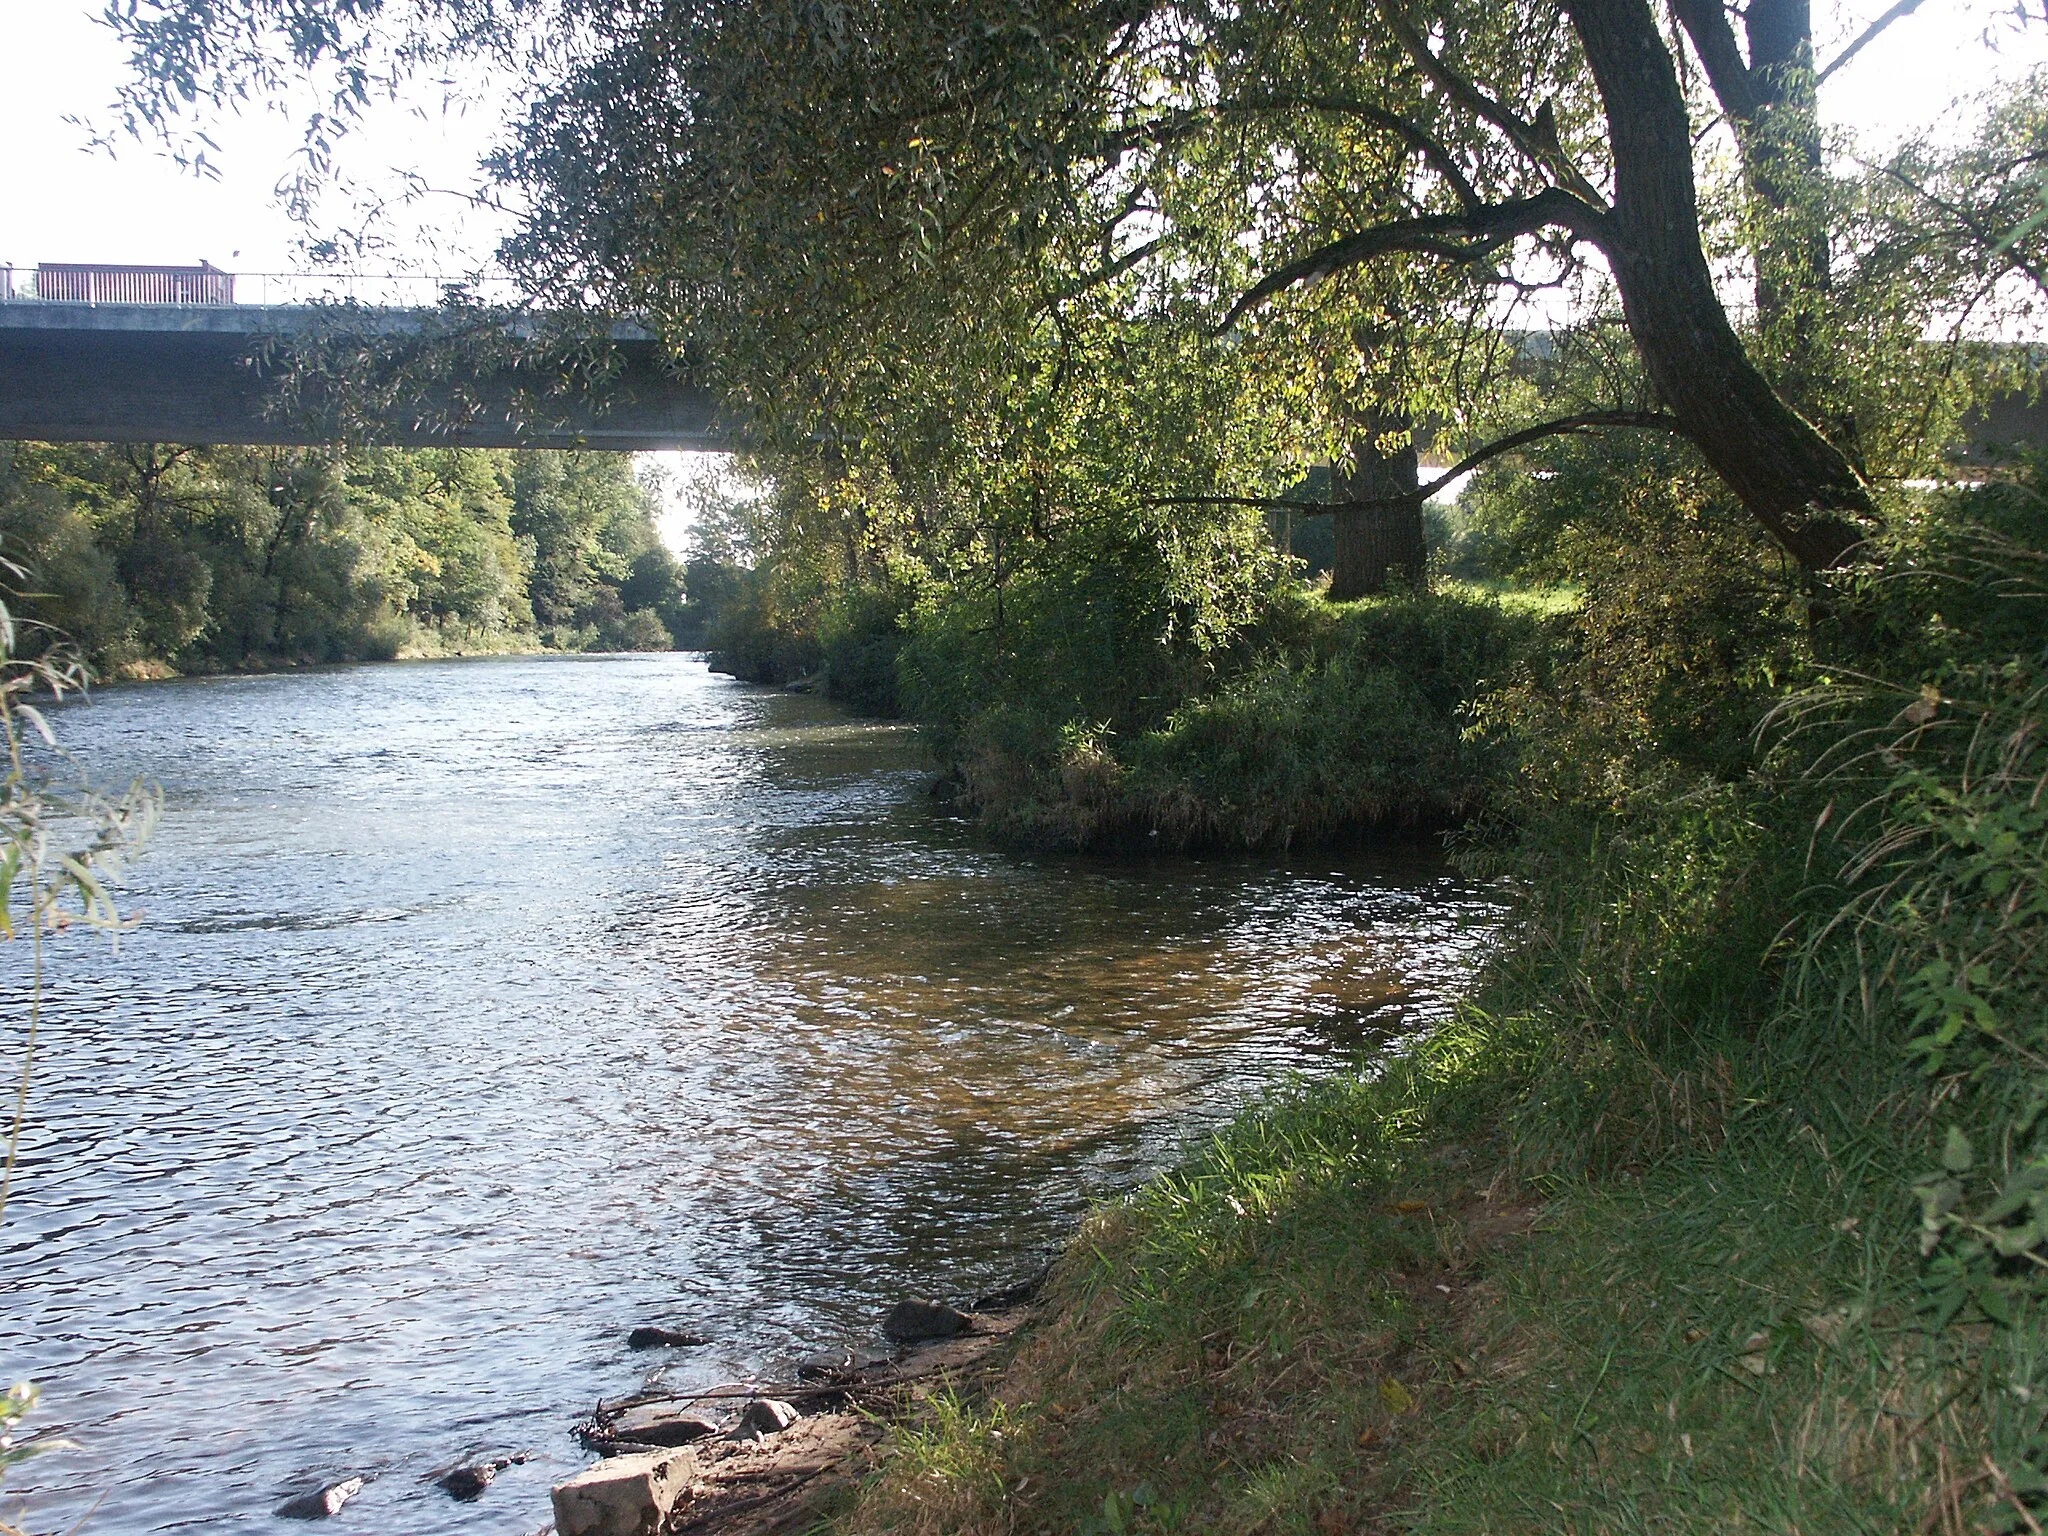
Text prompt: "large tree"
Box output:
[[111, 0, 2035, 570]]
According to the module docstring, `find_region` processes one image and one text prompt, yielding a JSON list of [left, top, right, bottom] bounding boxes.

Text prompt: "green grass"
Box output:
[[827, 996, 2026, 1536], [1426, 578, 1582, 619]]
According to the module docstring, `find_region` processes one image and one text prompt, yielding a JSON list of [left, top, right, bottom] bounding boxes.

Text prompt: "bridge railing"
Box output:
[[0, 265, 531, 310]]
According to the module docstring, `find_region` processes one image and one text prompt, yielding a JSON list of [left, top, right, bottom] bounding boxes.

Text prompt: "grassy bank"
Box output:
[[832, 1007, 1979, 1535], [814, 474, 2048, 1534]]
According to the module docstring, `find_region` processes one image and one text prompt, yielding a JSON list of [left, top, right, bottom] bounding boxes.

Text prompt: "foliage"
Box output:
[[0, 577, 158, 1530], [933, 589, 1541, 851], [1755, 471, 2048, 1455], [0, 442, 682, 674], [0, 1381, 71, 1536], [816, 462, 2048, 1536], [0, 561, 160, 1220], [108, 0, 2047, 577]]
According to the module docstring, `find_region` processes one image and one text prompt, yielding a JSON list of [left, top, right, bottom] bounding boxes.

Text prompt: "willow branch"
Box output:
[[1137, 411, 1685, 515], [1216, 187, 1606, 333], [1874, 159, 2048, 298], [1043, 233, 1173, 305], [1220, 97, 1485, 209], [1817, 0, 1931, 85], [1375, 0, 1605, 205]]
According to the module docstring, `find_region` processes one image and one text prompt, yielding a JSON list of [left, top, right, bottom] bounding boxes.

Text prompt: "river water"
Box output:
[[0, 653, 1501, 1534]]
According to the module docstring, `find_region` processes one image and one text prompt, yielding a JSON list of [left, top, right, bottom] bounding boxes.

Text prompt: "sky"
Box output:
[[0, 0, 2042, 540]]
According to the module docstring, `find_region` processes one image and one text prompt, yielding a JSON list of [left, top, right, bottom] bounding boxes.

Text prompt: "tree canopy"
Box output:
[[108, 0, 2048, 573]]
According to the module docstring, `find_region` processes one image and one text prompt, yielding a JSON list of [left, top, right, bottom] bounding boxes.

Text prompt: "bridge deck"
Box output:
[[0, 302, 728, 452]]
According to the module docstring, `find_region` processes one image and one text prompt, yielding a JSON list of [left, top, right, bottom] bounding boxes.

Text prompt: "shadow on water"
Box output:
[[0, 653, 1502, 1533]]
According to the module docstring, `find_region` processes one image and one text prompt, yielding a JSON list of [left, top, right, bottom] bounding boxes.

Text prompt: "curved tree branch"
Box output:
[[1137, 410, 1686, 516], [1817, 0, 1931, 85], [1412, 409, 1685, 499], [1376, 0, 1607, 205], [1216, 187, 1607, 333]]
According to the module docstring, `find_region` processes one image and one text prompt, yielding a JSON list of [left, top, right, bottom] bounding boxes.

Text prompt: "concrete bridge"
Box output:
[[0, 299, 729, 452], [1, 291, 2036, 467]]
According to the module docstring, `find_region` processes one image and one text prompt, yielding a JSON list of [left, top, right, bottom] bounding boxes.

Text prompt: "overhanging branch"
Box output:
[[1376, 0, 1605, 205], [1137, 411, 1686, 516], [1817, 0, 1930, 84], [1215, 188, 1606, 333], [1095, 98, 1483, 211]]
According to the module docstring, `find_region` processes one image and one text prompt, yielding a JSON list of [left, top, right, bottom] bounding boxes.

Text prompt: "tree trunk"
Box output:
[[1743, 0, 1829, 339], [1564, 0, 1871, 569], [1329, 412, 1424, 600]]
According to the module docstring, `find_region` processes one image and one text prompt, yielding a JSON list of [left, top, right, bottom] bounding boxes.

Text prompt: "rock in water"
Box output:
[[882, 1298, 970, 1342], [438, 1463, 496, 1501], [739, 1398, 799, 1435], [626, 1325, 711, 1349], [436, 1451, 531, 1500], [608, 1403, 722, 1447], [276, 1477, 365, 1519], [552, 1447, 695, 1536]]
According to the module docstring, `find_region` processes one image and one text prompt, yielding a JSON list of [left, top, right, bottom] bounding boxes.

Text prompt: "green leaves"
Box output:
[[1943, 1126, 1976, 1174]]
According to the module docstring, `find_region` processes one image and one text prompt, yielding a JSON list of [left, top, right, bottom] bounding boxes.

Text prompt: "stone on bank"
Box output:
[[551, 1446, 696, 1536]]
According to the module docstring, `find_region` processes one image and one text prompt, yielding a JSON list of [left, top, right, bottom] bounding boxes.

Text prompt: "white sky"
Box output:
[[0, 0, 2040, 545]]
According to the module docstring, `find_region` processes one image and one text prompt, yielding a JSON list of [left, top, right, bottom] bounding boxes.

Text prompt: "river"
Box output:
[[0, 652, 1501, 1533]]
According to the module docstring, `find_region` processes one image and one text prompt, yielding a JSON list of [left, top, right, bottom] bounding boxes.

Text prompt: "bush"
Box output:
[[927, 587, 1543, 851], [705, 568, 823, 683], [1121, 591, 1542, 849], [821, 585, 909, 715]]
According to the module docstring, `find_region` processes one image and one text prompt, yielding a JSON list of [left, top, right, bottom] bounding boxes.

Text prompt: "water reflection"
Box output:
[[0, 654, 1500, 1533]]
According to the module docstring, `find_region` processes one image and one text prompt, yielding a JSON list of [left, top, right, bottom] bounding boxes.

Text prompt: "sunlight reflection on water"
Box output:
[[0, 653, 1502, 1533]]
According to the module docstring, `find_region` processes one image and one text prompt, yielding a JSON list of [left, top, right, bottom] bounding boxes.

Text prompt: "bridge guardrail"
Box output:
[[0, 265, 531, 309]]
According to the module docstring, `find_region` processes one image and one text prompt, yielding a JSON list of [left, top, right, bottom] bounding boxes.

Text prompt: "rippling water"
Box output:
[[0, 653, 1502, 1533]]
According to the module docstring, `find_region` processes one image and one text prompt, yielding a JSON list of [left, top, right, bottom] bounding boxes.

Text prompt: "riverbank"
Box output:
[[814, 976, 1991, 1534], [99, 636, 678, 684], [798, 471, 2048, 1532]]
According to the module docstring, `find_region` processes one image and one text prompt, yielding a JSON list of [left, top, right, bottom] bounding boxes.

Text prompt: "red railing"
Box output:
[[33, 262, 235, 305]]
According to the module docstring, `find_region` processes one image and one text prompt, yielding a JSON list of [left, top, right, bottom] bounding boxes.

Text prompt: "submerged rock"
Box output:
[[437, 1452, 531, 1501], [276, 1477, 365, 1520], [438, 1463, 498, 1501], [552, 1446, 695, 1536], [608, 1403, 722, 1447], [739, 1398, 800, 1436], [626, 1324, 711, 1350], [882, 1298, 970, 1342]]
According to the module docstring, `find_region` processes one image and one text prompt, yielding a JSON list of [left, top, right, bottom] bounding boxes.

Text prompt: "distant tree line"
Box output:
[[0, 442, 689, 676]]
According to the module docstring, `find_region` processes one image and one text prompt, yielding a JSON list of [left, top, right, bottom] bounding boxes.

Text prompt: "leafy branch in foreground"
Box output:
[[0, 580, 161, 1211], [0, 556, 159, 1530]]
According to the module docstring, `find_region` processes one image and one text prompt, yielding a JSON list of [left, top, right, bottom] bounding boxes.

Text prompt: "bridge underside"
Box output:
[[0, 303, 730, 452]]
